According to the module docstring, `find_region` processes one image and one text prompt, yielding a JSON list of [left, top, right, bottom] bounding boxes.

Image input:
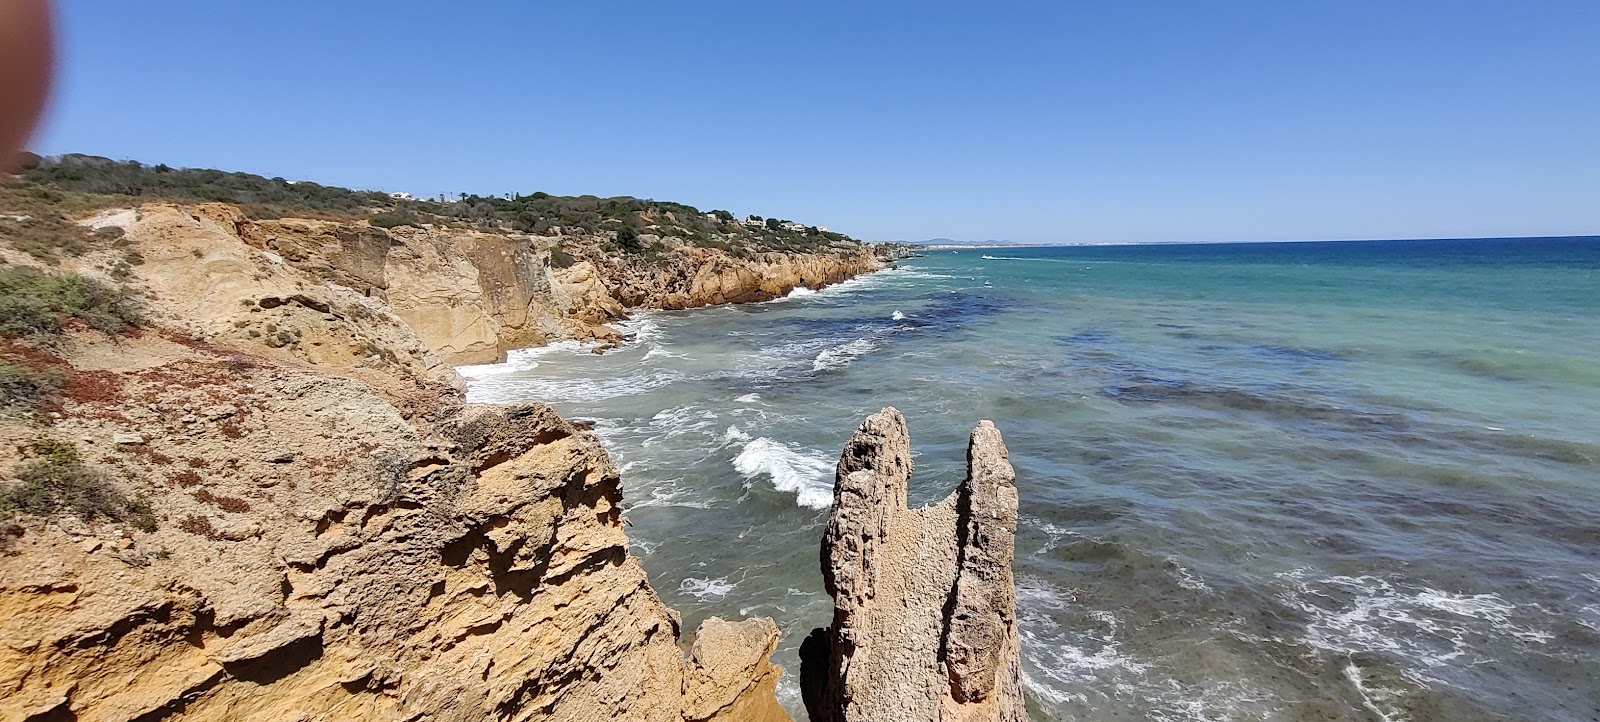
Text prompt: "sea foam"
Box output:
[[731, 437, 834, 509], [678, 576, 736, 600], [812, 339, 875, 372]]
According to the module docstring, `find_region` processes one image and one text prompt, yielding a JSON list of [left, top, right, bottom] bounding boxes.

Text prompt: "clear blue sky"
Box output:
[[33, 1, 1600, 243]]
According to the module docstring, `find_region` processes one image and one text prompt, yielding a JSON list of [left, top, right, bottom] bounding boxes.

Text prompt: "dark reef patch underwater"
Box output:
[[463, 237, 1600, 721]]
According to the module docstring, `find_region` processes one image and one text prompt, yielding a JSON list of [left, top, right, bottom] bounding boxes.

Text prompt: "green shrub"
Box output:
[[549, 245, 577, 269], [21, 154, 394, 218], [9, 154, 872, 257], [615, 226, 642, 252], [0, 267, 139, 339], [1, 437, 156, 530], [0, 213, 94, 261], [369, 206, 424, 229], [0, 362, 64, 412]]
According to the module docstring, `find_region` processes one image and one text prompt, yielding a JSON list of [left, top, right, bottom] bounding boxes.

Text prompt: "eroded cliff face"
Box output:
[[799, 408, 1024, 722], [0, 204, 796, 721], [567, 245, 883, 310], [140, 203, 885, 365]]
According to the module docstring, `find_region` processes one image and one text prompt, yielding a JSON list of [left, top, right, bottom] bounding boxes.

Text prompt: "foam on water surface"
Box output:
[[460, 239, 1600, 721], [730, 436, 834, 509]]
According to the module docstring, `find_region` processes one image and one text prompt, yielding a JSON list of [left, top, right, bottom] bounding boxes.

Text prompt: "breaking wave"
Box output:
[[455, 341, 595, 378], [812, 339, 876, 372], [679, 576, 736, 600], [731, 436, 834, 509]]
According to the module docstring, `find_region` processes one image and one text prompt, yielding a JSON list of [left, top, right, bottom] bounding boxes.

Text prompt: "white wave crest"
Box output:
[[812, 339, 875, 372], [632, 483, 716, 510], [642, 345, 684, 360], [891, 310, 905, 321], [455, 341, 593, 378], [786, 286, 817, 297], [615, 314, 665, 343], [467, 369, 682, 404], [735, 393, 761, 403], [721, 425, 752, 444], [731, 437, 834, 509], [678, 576, 735, 600]]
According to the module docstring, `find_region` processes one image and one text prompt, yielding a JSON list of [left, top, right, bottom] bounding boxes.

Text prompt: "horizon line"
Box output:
[[906, 234, 1600, 248]]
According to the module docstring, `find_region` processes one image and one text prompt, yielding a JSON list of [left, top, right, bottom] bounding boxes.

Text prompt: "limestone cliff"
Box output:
[[799, 408, 1024, 722], [0, 205, 797, 720], [558, 243, 883, 311], [126, 202, 887, 365]]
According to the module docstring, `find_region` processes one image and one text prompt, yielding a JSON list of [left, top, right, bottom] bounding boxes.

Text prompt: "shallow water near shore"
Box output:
[[462, 237, 1600, 721]]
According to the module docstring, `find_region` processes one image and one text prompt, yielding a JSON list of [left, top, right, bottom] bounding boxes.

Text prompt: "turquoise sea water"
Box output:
[[464, 237, 1600, 721]]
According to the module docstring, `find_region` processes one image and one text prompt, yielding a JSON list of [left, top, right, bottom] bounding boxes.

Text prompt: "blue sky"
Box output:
[[33, 1, 1600, 243]]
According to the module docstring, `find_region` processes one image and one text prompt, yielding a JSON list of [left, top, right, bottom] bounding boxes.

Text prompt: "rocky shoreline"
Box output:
[[0, 199, 1017, 722]]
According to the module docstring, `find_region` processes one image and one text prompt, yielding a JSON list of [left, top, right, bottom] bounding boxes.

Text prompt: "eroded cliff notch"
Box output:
[[799, 408, 1023, 722]]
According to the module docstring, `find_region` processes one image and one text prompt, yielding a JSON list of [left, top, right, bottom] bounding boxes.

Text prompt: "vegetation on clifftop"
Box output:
[[8, 153, 872, 257]]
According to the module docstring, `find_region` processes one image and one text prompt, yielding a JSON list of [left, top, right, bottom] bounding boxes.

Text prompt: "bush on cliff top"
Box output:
[[20, 154, 394, 218], [14, 154, 868, 254], [369, 206, 424, 230]]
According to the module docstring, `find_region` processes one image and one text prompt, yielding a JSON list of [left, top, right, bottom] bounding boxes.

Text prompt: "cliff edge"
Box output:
[[799, 408, 1024, 722], [0, 197, 801, 720]]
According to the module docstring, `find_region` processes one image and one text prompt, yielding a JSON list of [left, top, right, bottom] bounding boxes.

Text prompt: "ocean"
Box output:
[[461, 237, 1600, 721]]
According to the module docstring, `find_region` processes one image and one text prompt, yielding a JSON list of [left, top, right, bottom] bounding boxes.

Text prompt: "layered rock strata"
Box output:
[[0, 201, 803, 720], [0, 386, 792, 721], [799, 408, 1024, 722], [165, 203, 886, 364]]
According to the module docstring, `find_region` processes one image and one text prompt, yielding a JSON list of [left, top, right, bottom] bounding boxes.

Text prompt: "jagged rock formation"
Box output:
[[571, 244, 883, 310], [799, 408, 1023, 722], [0, 355, 792, 721], [0, 201, 806, 720]]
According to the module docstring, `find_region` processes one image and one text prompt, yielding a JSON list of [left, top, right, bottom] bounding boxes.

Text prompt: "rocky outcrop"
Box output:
[[0, 350, 792, 721], [799, 408, 1023, 722], [0, 205, 797, 720], [576, 246, 882, 310]]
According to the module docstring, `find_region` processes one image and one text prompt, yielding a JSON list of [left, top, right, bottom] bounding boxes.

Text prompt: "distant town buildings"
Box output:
[[389, 192, 414, 200], [727, 214, 826, 233]]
